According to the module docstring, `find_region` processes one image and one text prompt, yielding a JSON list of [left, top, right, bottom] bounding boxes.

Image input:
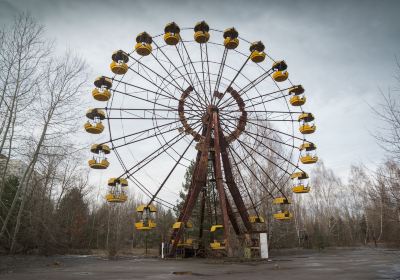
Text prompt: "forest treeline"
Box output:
[[0, 14, 399, 255]]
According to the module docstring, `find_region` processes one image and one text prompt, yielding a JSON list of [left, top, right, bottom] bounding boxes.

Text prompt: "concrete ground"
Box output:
[[0, 247, 399, 280]]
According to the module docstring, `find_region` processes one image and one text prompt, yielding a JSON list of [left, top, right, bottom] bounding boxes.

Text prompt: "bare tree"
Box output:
[[0, 14, 50, 199], [372, 60, 400, 162], [0, 53, 86, 252]]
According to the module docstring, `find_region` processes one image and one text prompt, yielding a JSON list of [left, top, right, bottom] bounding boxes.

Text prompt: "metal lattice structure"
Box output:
[[85, 21, 317, 256]]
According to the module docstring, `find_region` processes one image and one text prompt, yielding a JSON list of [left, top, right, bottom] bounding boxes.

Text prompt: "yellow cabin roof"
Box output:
[[249, 41, 265, 52], [111, 50, 129, 63], [172, 221, 193, 229], [249, 215, 265, 223], [86, 108, 106, 120], [299, 142, 317, 151], [272, 60, 288, 71], [90, 144, 111, 154], [210, 225, 223, 232], [164, 22, 180, 33], [94, 76, 112, 89], [223, 27, 239, 39], [291, 171, 309, 180], [273, 197, 292, 204], [298, 113, 315, 122], [108, 177, 128, 186], [136, 204, 157, 213], [289, 85, 305, 95], [194, 21, 209, 32]]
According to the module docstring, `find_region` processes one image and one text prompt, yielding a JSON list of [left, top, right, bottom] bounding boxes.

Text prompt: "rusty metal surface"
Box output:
[[219, 121, 253, 233], [212, 112, 232, 256]]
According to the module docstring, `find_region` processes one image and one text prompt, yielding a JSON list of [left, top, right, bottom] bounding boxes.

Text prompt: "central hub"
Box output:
[[207, 105, 219, 113], [177, 86, 247, 145]]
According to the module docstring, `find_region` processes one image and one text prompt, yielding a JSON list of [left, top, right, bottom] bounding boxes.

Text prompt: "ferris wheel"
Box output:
[[84, 21, 317, 255]]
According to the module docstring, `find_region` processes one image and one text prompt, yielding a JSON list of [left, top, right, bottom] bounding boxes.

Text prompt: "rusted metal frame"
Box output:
[[174, 123, 208, 224], [209, 152, 219, 223], [212, 112, 231, 254], [198, 187, 206, 247], [228, 147, 261, 218], [211, 151, 241, 236], [225, 193, 241, 235], [218, 121, 253, 233], [169, 117, 213, 256], [233, 137, 289, 199], [152, 40, 209, 107], [228, 146, 276, 199]]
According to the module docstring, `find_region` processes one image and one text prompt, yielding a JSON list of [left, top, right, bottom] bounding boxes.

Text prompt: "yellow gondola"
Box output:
[[291, 171, 309, 180], [300, 142, 318, 164], [84, 108, 106, 134], [171, 221, 194, 247], [223, 27, 239, 49], [249, 215, 265, 223], [84, 122, 104, 134], [135, 220, 157, 230], [272, 60, 288, 82], [164, 22, 180, 45], [210, 224, 225, 250], [106, 177, 128, 203], [273, 210, 293, 220], [250, 41, 266, 63], [106, 193, 128, 203], [135, 203, 157, 230], [292, 185, 310, 193], [92, 76, 112, 101], [110, 50, 129, 75], [291, 171, 310, 194], [135, 32, 152, 56], [273, 197, 292, 204], [194, 21, 210, 43], [136, 204, 157, 213], [88, 144, 111, 169], [171, 238, 193, 247], [289, 85, 306, 106], [172, 221, 193, 229], [299, 112, 316, 134]]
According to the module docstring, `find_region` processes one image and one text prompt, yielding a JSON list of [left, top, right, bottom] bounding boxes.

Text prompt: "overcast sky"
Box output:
[[1, 0, 399, 202]]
